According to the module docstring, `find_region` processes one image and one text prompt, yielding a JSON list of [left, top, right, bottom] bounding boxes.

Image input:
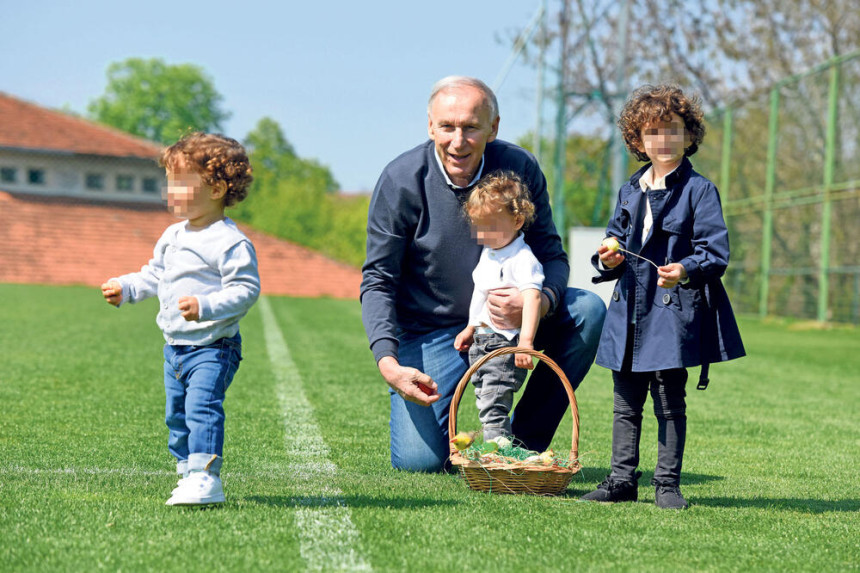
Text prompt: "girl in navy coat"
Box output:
[[581, 85, 745, 509]]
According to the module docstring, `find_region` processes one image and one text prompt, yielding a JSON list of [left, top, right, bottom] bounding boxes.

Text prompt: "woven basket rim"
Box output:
[[447, 346, 580, 471]]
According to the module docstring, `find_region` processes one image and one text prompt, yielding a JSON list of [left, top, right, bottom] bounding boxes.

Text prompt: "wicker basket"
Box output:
[[448, 347, 580, 495]]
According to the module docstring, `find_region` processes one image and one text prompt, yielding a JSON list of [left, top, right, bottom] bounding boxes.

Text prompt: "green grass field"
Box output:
[[1, 283, 858, 572]]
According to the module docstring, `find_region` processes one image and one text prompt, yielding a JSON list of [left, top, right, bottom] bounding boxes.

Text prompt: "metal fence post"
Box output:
[[719, 106, 733, 214], [759, 88, 780, 318], [817, 63, 839, 322]]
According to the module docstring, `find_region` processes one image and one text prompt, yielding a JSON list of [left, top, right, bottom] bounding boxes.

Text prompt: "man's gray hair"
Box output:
[[427, 76, 499, 119]]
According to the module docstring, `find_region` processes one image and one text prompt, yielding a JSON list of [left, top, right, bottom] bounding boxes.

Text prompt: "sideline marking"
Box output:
[[259, 296, 372, 572]]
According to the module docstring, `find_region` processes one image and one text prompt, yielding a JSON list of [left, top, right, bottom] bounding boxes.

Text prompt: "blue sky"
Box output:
[[1, 1, 548, 192]]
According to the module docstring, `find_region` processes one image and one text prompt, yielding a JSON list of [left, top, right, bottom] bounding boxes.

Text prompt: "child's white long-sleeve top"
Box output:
[[114, 218, 260, 346], [467, 232, 545, 340]]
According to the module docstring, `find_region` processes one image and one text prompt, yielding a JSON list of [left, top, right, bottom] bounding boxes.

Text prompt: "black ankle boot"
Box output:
[[580, 471, 642, 503], [653, 481, 689, 510]]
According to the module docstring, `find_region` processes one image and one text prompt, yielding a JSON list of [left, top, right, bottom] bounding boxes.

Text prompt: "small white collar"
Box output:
[[434, 149, 485, 188]]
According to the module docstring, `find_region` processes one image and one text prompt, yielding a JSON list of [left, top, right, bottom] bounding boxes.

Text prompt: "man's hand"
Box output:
[[101, 280, 123, 306], [657, 263, 687, 289], [487, 287, 551, 330], [378, 356, 440, 406], [597, 242, 626, 269], [178, 296, 200, 321], [454, 326, 475, 352], [486, 287, 523, 331]]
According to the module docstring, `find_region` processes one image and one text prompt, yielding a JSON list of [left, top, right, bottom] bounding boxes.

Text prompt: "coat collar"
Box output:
[[621, 157, 693, 207], [628, 157, 693, 189]]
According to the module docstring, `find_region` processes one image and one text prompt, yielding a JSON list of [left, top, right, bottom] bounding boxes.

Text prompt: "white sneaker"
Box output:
[[171, 476, 189, 495], [165, 471, 225, 506]]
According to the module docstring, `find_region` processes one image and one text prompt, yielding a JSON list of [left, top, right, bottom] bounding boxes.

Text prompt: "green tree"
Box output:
[[233, 117, 368, 267], [88, 58, 230, 145]]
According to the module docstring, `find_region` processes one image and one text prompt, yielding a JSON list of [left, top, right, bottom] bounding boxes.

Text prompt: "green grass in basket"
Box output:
[[1, 283, 858, 572]]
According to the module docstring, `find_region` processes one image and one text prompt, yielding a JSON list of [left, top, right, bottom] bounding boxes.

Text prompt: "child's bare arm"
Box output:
[[454, 325, 476, 351], [515, 288, 541, 369], [101, 280, 123, 306]]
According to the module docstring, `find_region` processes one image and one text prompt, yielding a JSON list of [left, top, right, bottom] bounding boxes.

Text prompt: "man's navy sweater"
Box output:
[[360, 139, 569, 363]]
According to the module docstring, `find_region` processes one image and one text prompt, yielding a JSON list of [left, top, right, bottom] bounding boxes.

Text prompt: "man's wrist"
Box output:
[[541, 287, 558, 317]]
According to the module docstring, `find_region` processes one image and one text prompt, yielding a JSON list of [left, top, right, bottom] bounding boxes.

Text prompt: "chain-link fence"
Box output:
[[694, 50, 860, 323]]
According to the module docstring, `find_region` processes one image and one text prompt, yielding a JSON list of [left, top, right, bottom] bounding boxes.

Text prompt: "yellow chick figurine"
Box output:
[[538, 450, 555, 465], [450, 431, 478, 451]]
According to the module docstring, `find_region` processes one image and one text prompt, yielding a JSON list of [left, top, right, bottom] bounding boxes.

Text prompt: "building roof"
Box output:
[[0, 92, 163, 159], [0, 190, 361, 299]]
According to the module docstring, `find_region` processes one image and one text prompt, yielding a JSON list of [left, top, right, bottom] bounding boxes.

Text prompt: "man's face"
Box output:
[[637, 113, 690, 171], [427, 86, 499, 187]]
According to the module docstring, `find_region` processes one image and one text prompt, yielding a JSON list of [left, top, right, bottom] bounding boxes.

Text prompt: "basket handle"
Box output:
[[447, 346, 580, 464]]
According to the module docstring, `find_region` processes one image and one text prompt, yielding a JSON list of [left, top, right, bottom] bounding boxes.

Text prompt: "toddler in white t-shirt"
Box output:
[[453, 171, 544, 441]]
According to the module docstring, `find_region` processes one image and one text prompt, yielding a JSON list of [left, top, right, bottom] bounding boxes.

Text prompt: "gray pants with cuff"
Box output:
[[468, 332, 528, 441]]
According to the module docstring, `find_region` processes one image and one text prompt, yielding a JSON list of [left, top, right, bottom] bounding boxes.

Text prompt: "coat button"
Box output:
[[663, 293, 671, 305], [612, 291, 620, 302]]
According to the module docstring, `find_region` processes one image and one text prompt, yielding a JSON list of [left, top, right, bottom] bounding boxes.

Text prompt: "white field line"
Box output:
[[0, 466, 175, 477], [259, 296, 372, 572]]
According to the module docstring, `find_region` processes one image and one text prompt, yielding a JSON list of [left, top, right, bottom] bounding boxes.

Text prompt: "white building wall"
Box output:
[[0, 149, 165, 203], [568, 226, 613, 307]]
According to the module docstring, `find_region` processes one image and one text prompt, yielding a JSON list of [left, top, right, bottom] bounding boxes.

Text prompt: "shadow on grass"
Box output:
[[569, 466, 725, 487], [245, 494, 459, 509], [692, 496, 860, 513]]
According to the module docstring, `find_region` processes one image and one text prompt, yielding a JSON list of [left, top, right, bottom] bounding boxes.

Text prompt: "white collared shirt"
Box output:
[[467, 233, 544, 340], [637, 164, 680, 244], [434, 150, 485, 188]]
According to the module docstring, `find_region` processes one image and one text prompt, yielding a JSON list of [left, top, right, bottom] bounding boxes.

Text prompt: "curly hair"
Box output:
[[464, 171, 536, 227], [160, 132, 253, 207], [618, 84, 706, 162]]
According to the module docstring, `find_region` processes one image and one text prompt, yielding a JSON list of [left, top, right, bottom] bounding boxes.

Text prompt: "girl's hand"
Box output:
[[597, 243, 625, 269], [178, 296, 200, 321], [657, 263, 687, 289], [101, 280, 123, 306]]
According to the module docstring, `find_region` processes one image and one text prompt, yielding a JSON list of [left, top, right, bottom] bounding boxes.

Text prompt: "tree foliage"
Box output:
[[518, 0, 860, 319], [520, 0, 860, 131], [88, 58, 230, 145], [231, 118, 367, 267]]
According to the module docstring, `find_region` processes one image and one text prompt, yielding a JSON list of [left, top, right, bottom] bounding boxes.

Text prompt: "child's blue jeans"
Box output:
[[163, 334, 242, 476]]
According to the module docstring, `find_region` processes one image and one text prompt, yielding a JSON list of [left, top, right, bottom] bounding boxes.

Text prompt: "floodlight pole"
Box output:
[[534, 0, 547, 165], [552, 0, 570, 242], [607, 0, 631, 216]]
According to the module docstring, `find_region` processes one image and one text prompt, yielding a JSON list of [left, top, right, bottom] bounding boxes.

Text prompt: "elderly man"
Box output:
[[361, 76, 605, 472]]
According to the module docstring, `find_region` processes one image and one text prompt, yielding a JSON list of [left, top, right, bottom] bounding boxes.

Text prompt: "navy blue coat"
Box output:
[[592, 158, 745, 372]]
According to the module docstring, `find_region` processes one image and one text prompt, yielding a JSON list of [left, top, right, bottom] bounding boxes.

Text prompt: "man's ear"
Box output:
[[427, 115, 436, 141], [487, 115, 500, 143]]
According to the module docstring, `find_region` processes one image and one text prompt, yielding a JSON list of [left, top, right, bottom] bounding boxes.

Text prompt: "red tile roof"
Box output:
[[0, 191, 361, 299], [0, 92, 163, 159]]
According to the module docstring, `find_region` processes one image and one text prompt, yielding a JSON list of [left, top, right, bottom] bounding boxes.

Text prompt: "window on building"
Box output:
[[28, 169, 46, 185], [0, 167, 16, 183], [116, 174, 134, 192], [85, 173, 105, 191], [142, 177, 159, 193]]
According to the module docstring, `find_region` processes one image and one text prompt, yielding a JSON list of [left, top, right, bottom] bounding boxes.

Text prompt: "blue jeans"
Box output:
[[390, 287, 606, 472], [163, 334, 242, 476]]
